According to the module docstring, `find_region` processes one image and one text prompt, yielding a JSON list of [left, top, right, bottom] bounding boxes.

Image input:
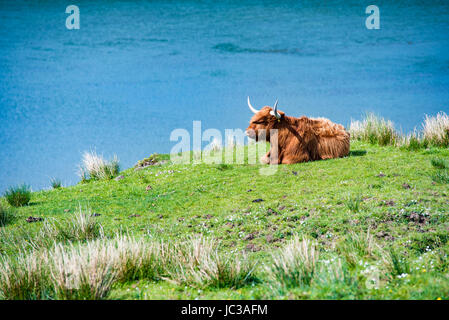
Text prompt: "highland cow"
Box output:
[[245, 97, 350, 164]]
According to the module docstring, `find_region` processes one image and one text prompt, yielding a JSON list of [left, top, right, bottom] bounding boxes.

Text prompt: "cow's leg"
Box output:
[[260, 151, 271, 164]]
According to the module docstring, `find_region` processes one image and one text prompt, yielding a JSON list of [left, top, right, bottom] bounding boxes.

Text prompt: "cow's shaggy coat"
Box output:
[[246, 106, 350, 164]]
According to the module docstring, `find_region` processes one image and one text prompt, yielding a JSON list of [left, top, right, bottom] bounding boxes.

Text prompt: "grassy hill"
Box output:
[[1, 140, 448, 300]]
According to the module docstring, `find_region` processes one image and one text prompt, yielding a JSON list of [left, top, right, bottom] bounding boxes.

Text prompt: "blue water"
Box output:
[[1, 0, 448, 192]]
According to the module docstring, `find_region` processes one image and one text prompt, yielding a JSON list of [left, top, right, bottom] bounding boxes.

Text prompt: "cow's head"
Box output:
[[245, 97, 285, 141]]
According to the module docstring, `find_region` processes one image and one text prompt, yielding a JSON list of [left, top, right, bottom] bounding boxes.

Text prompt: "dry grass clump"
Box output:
[[349, 113, 398, 146], [49, 235, 168, 299], [166, 236, 256, 288], [398, 129, 424, 150], [267, 237, 319, 287], [0, 205, 14, 226], [335, 231, 385, 268], [49, 242, 117, 299], [37, 208, 102, 244], [350, 111, 449, 149], [0, 250, 51, 300], [77, 150, 120, 181], [313, 258, 360, 297], [0, 235, 164, 300], [0, 235, 255, 299], [56, 208, 103, 242], [266, 233, 390, 292], [422, 112, 449, 147], [109, 235, 168, 282]]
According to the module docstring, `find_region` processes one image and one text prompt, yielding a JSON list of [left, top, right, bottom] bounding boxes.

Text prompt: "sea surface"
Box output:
[[0, 0, 448, 192]]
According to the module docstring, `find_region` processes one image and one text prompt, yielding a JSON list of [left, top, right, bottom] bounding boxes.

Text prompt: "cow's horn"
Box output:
[[247, 96, 259, 114], [272, 99, 281, 119]]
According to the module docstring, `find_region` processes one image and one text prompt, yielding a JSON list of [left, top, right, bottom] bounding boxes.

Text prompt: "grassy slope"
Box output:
[[1, 141, 448, 299]]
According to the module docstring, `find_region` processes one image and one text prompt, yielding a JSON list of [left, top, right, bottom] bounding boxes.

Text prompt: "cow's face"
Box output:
[[245, 106, 285, 141]]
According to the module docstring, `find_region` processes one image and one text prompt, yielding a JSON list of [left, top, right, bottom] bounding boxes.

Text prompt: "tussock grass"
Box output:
[[108, 235, 168, 282], [0, 208, 102, 254], [0, 235, 163, 299], [38, 208, 103, 244], [49, 235, 168, 299], [166, 237, 256, 288], [3, 184, 31, 207], [267, 237, 319, 288], [399, 129, 425, 150], [55, 208, 103, 242], [0, 234, 255, 299], [1, 226, 447, 299], [0, 205, 14, 226], [49, 235, 171, 299], [336, 231, 384, 268], [78, 150, 120, 182], [422, 112, 449, 147], [349, 113, 398, 146], [49, 242, 117, 300], [0, 224, 64, 254], [345, 194, 362, 213], [50, 178, 62, 189], [350, 111, 449, 149], [267, 234, 389, 296], [429, 158, 449, 184], [431, 158, 449, 170], [431, 170, 449, 184], [0, 250, 51, 299], [384, 249, 411, 278], [314, 258, 360, 298], [0, 240, 117, 300]]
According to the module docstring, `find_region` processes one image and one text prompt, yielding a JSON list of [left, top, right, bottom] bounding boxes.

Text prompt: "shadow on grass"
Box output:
[[349, 150, 367, 157]]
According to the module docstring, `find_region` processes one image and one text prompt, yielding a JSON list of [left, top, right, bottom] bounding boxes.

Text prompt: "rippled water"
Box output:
[[0, 0, 448, 192]]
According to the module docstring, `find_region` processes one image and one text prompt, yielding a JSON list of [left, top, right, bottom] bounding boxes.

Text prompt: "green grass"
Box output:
[[432, 170, 449, 184], [50, 178, 62, 189], [3, 184, 31, 207], [345, 194, 363, 213], [431, 158, 449, 169], [0, 141, 448, 300], [0, 205, 14, 226]]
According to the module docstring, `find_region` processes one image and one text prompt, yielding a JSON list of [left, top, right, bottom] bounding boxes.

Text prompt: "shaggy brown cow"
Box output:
[[245, 97, 350, 164]]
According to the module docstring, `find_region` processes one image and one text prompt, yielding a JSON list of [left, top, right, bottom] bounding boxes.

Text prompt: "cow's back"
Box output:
[[309, 117, 350, 159]]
